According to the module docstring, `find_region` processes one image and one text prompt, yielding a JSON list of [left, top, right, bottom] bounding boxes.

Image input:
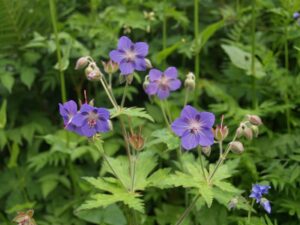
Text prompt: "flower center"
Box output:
[[125, 50, 136, 62], [189, 119, 202, 134], [87, 111, 98, 128], [159, 75, 169, 89]]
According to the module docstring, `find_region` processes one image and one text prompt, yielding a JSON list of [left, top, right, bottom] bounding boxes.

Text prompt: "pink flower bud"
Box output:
[[184, 72, 196, 91], [75, 56, 89, 70], [145, 58, 153, 69], [247, 115, 263, 126], [243, 127, 253, 140], [229, 141, 244, 154]]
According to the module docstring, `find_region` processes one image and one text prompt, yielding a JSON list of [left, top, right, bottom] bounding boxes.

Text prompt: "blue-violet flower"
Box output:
[[109, 36, 148, 75], [145, 67, 181, 99], [171, 105, 215, 150], [71, 104, 111, 137], [59, 100, 81, 134], [250, 184, 271, 214]]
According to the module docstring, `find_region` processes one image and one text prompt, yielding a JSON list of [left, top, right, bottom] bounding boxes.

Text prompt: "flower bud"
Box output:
[[251, 125, 259, 137], [243, 127, 253, 140], [202, 146, 211, 157], [145, 58, 153, 69], [229, 141, 244, 154], [247, 115, 262, 126], [108, 120, 113, 131], [102, 60, 119, 74], [213, 125, 229, 141], [236, 126, 244, 138], [85, 65, 102, 81], [143, 75, 150, 90], [184, 72, 196, 91], [75, 56, 89, 70], [228, 197, 239, 210]]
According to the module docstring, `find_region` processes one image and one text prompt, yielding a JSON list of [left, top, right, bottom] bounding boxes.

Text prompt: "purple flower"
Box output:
[[171, 105, 215, 150], [293, 12, 300, 20], [71, 104, 110, 137], [59, 100, 80, 133], [249, 184, 271, 203], [145, 67, 181, 99], [260, 198, 271, 214], [109, 36, 149, 75]]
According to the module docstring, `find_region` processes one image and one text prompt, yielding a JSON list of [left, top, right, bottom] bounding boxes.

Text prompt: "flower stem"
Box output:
[[247, 199, 255, 224], [121, 79, 129, 108], [175, 195, 200, 225], [193, 0, 199, 106], [197, 146, 207, 180], [184, 90, 190, 106], [219, 141, 223, 159], [174, 133, 238, 225], [99, 78, 119, 110], [251, 0, 257, 109], [284, 20, 291, 133], [160, 100, 170, 127], [49, 0, 67, 103]]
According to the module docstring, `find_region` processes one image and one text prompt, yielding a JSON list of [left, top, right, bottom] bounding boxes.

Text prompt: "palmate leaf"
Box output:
[[110, 107, 154, 122], [80, 177, 144, 213]]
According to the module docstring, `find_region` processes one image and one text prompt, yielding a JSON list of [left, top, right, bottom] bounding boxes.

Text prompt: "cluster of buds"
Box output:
[[75, 56, 103, 81], [229, 115, 263, 154], [213, 115, 229, 142], [184, 72, 196, 91], [144, 11, 155, 33], [13, 210, 36, 225], [237, 115, 262, 140]]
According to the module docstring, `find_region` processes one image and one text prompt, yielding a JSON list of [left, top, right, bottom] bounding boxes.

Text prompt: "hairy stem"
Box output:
[[247, 198, 255, 224], [121, 80, 129, 107], [251, 0, 257, 109], [49, 0, 67, 103], [175, 195, 200, 225]]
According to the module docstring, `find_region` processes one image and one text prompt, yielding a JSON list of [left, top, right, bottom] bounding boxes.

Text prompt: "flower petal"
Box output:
[[118, 36, 133, 50], [71, 114, 86, 127], [181, 132, 199, 150], [109, 50, 125, 63], [157, 88, 170, 99], [198, 128, 214, 147], [96, 119, 110, 133], [180, 105, 198, 120], [171, 118, 189, 136], [199, 112, 215, 128], [97, 108, 110, 120], [145, 82, 158, 95], [134, 42, 148, 57], [149, 69, 163, 81], [81, 124, 96, 137], [79, 104, 93, 113], [133, 58, 147, 71], [119, 62, 134, 75], [164, 67, 177, 79], [168, 79, 181, 91]]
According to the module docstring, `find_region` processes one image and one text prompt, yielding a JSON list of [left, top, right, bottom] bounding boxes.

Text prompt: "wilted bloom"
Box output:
[[260, 198, 271, 214], [293, 12, 300, 20], [184, 72, 196, 91], [128, 127, 144, 151], [250, 184, 271, 203], [13, 209, 36, 225], [171, 105, 215, 150], [109, 36, 149, 75], [102, 60, 119, 74], [71, 104, 111, 137], [229, 141, 244, 154], [59, 100, 80, 133], [145, 67, 181, 99]]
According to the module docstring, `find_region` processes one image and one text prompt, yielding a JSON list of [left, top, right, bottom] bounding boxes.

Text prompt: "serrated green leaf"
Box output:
[[20, 67, 37, 89], [147, 128, 180, 150], [111, 107, 154, 122], [199, 182, 213, 208], [147, 168, 172, 189]]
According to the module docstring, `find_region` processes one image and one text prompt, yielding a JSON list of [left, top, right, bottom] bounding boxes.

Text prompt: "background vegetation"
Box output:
[[0, 0, 300, 224]]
